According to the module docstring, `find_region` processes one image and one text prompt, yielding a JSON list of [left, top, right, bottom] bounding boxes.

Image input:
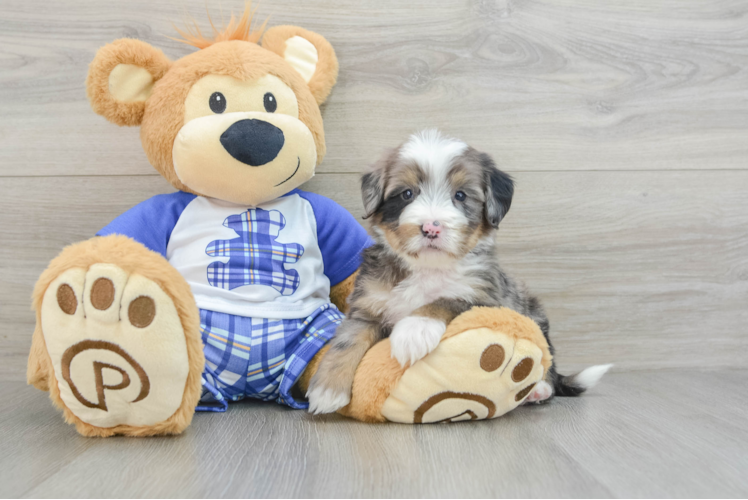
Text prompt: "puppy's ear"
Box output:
[[262, 26, 339, 105], [87, 39, 171, 126], [361, 149, 393, 218], [361, 170, 384, 219], [480, 153, 514, 228]]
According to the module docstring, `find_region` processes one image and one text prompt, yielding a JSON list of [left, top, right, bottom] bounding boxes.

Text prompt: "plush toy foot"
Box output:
[[336, 307, 553, 424], [28, 236, 204, 437]]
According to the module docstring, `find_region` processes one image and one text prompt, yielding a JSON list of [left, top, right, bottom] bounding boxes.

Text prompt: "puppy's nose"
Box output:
[[421, 221, 441, 239], [220, 119, 284, 166]]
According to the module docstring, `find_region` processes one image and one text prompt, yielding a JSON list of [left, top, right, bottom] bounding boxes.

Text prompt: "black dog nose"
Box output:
[[220, 119, 284, 166]]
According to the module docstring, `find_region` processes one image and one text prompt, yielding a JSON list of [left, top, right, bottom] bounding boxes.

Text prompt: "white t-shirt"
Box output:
[[98, 189, 371, 320]]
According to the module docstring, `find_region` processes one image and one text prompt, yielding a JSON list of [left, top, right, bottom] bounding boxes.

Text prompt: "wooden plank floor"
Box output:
[[1, 370, 746, 498]]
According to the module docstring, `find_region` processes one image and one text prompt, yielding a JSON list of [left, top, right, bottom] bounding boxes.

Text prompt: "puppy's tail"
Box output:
[[552, 364, 613, 397]]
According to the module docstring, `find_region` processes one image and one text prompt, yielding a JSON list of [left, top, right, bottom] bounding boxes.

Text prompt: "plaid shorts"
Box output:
[[196, 303, 343, 412]]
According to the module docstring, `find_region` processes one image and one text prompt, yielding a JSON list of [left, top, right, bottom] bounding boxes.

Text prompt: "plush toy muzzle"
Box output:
[[173, 110, 317, 206]]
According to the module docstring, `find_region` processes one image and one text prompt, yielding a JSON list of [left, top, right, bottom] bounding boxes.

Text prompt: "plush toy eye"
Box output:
[[402, 189, 413, 200], [455, 191, 467, 202], [209, 92, 226, 114], [263, 92, 277, 113]]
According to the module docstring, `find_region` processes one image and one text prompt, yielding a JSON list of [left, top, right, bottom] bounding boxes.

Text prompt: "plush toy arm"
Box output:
[[329, 270, 358, 314]]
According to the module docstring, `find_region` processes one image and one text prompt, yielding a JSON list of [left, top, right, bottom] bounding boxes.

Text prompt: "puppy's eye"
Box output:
[[401, 189, 414, 200], [209, 92, 226, 114], [263, 92, 277, 113], [455, 191, 467, 202]]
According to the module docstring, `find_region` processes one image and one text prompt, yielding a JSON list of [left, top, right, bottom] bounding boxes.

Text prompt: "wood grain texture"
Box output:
[[1, 1, 748, 496], [1, 371, 745, 498], [0, 0, 747, 177], [2, 170, 747, 381]]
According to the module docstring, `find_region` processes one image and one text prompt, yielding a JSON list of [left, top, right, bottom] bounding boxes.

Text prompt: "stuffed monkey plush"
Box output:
[[27, 8, 550, 436]]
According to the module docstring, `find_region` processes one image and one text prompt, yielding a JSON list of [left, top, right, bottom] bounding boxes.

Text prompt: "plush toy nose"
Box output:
[[220, 119, 285, 166], [421, 221, 442, 239]]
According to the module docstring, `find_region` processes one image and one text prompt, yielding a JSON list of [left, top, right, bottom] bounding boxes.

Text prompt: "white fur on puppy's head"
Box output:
[[399, 129, 469, 178]]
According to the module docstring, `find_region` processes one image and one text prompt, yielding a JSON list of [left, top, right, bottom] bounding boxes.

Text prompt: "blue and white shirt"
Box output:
[[98, 189, 372, 320]]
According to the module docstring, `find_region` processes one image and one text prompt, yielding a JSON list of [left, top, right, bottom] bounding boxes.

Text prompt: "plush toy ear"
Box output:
[[262, 26, 339, 105], [86, 39, 172, 126]]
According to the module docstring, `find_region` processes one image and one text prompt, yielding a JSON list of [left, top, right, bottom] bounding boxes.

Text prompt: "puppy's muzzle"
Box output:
[[220, 119, 285, 166]]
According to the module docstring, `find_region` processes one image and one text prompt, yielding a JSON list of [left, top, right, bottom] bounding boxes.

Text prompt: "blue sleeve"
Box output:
[[295, 190, 373, 286], [96, 191, 197, 257]]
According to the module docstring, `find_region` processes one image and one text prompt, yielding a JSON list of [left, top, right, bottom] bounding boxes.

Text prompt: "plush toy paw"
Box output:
[[390, 316, 447, 367], [382, 324, 545, 423], [336, 307, 553, 424], [33, 240, 204, 437]]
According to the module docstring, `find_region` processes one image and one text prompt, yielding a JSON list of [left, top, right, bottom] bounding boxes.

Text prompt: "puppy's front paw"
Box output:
[[307, 386, 351, 415], [390, 316, 447, 367]]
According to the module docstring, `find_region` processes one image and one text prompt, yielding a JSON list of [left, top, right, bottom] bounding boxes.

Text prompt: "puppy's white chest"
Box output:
[[383, 268, 476, 324]]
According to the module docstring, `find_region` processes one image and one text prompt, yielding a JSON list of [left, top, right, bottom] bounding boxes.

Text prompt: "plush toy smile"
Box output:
[[275, 157, 302, 186]]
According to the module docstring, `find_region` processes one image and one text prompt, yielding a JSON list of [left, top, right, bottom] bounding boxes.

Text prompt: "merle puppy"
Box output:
[[307, 130, 610, 414]]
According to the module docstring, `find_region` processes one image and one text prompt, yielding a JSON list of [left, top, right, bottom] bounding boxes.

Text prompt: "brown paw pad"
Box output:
[[479, 344, 505, 372], [128, 296, 156, 328], [90, 278, 115, 310], [57, 284, 77, 315], [512, 358, 534, 382]]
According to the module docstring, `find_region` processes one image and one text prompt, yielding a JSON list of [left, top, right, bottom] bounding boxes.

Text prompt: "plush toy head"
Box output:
[[86, 7, 338, 206]]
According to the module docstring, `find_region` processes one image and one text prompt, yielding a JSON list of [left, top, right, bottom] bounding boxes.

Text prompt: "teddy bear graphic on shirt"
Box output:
[[205, 208, 304, 295]]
